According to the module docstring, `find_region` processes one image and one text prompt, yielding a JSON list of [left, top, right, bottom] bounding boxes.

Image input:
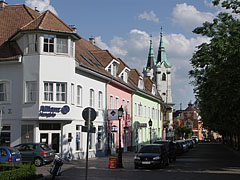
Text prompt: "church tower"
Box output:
[[143, 36, 155, 81], [155, 29, 172, 104]]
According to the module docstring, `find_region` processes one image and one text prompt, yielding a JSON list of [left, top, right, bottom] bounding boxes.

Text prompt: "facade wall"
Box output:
[[132, 93, 161, 151]]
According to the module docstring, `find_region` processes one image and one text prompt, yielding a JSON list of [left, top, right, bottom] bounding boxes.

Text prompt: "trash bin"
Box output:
[[108, 156, 117, 169]]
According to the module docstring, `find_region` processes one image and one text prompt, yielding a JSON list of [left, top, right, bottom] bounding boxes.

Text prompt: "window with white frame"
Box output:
[[71, 83, 74, 104], [56, 83, 66, 102], [26, 81, 37, 103], [148, 107, 150, 118], [44, 82, 53, 101], [152, 108, 155, 119], [138, 104, 140, 117], [122, 99, 125, 112], [107, 65, 111, 74], [76, 125, 82, 151], [112, 62, 117, 77], [110, 95, 113, 109], [70, 39, 74, 57], [43, 34, 54, 52], [0, 81, 10, 103], [144, 106, 146, 118], [98, 91, 103, 109], [77, 85, 82, 106], [135, 103, 137, 116], [56, 35, 68, 54], [90, 89, 94, 107], [27, 34, 38, 53], [115, 97, 119, 109], [127, 101, 130, 115]]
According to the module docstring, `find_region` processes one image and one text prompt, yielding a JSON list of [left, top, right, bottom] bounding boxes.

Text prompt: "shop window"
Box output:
[[97, 126, 103, 150], [0, 125, 11, 147], [21, 125, 34, 144], [39, 123, 61, 130]]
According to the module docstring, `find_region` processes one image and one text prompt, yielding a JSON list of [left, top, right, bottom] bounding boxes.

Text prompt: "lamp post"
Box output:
[[148, 119, 152, 144], [117, 105, 124, 168]]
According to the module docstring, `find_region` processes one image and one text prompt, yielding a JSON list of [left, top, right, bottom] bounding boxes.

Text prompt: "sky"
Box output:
[[7, 0, 223, 110]]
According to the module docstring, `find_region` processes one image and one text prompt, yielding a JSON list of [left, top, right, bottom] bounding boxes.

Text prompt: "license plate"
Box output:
[[16, 158, 20, 162], [142, 161, 150, 164]]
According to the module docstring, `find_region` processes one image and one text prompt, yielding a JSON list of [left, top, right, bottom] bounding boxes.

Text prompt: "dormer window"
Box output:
[[120, 69, 129, 82], [138, 77, 144, 89], [106, 60, 119, 77], [44, 34, 54, 52], [162, 73, 166, 81]]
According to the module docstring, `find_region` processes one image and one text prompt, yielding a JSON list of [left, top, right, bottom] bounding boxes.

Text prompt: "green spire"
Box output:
[[146, 35, 155, 69], [156, 27, 171, 67]]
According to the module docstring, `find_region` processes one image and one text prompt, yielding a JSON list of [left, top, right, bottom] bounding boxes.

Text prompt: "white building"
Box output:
[[0, 2, 107, 159]]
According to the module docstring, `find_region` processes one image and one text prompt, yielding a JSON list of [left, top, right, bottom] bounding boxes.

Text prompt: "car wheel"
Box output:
[[34, 157, 43, 167]]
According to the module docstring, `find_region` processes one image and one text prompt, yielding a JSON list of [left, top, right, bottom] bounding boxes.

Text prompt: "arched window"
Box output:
[[162, 73, 166, 81]]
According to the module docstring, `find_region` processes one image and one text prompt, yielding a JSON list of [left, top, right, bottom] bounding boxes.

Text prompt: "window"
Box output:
[[152, 108, 155, 119], [0, 81, 9, 103], [98, 91, 103, 109], [127, 101, 130, 115], [71, 83, 74, 104], [21, 124, 33, 144], [97, 126, 103, 150], [56, 35, 68, 54], [0, 125, 11, 146], [108, 65, 111, 73], [43, 34, 54, 52], [27, 34, 37, 53], [110, 95, 113, 109], [56, 83, 66, 102], [122, 99, 125, 112], [148, 107, 150, 118], [70, 40, 74, 57], [44, 82, 53, 101], [144, 106, 146, 118], [162, 73, 166, 81], [135, 103, 137, 116], [90, 89, 94, 107], [77, 85, 82, 106], [26, 81, 37, 103], [121, 73, 124, 80], [76, 125, 82, 151], [113, 63, 117, 77], [115, 97, 119, 109]]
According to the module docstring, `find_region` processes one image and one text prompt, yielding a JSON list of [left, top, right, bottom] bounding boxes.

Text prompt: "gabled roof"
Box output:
[[143, 77, 153, 93], [0, 4, 41, 46], [90, 50, 118, 68], [129, 69, 142, 87], [21, 10, 74, 33], [117, 58, 130, 75]]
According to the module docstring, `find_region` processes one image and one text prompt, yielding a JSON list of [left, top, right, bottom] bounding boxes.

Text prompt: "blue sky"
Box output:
[[8, 0, 221, 109]]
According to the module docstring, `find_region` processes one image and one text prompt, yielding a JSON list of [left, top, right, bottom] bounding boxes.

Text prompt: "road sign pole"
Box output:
[[85, 109, 91, 180]]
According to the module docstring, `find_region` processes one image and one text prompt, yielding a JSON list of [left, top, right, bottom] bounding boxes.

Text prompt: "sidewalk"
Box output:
[[37, 151, 136, 179]]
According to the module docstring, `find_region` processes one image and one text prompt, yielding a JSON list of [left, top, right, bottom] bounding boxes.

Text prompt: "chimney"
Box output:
[[89, 37, 95, 45], [0, 0, 8, 10], [68, 25, 77, 32]]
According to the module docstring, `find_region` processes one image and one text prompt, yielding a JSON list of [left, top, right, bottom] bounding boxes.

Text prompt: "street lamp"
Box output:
[[148, 119, 152, 144], [117, 105, 124, 168]]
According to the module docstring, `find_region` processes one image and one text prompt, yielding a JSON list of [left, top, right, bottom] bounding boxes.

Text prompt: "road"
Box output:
[[37, 143, 240, 180]]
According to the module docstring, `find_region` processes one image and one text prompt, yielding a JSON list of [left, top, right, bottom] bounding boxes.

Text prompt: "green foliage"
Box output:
[[190, 1, 240, 135], [175, 126, 193, 139], [0, 164, 36, 180]]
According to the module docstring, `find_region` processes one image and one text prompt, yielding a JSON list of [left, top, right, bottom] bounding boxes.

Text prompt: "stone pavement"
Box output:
[[37, 152, 136, 179]]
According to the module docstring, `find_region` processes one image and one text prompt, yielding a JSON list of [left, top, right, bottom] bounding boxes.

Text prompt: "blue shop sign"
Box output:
[[39, 105, 70, 117]]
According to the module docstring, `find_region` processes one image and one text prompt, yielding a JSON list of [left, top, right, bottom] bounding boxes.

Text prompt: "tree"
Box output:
[[189, 0, 240, 138]]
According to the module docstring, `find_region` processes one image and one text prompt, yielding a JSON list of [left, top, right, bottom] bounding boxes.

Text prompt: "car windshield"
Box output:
[[139, 146, 161, 153], [40, 144, 51, 151]]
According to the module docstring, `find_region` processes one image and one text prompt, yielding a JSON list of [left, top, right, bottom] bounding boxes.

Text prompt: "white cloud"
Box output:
[[96, 29, 209, 109], [172, 3, 214, 31], [25, 0, 58, 15], [138, 10, 159, 23]]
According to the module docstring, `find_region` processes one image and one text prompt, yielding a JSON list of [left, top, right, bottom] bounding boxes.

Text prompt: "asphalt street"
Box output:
[[37, 143, 240, 180]]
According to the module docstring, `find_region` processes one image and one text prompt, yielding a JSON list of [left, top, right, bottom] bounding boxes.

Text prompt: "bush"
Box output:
[[0, 163, 36, 180]]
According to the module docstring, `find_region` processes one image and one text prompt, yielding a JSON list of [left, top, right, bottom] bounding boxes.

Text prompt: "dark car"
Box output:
[[174, 141, 184, 155], [153, 140, 177, 162], [0, 147, 21, 164], [14, 143, 54, 166], [134, 144, 169, 169]]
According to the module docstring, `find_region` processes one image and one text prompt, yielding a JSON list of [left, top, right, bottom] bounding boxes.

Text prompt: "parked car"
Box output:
[[185, 139, 194, 149], [153, 140, 177, 162], [14, 143, 55, 167], [175, 140, 188, 152], [134, 144, 169, 169], [0, 147, 21, 164], [174, 141, 184, 155], [191, 136, 199, 143]]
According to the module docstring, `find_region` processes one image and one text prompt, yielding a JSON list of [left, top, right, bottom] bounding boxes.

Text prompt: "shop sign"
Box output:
[[140, 123, 147, 128], [39, 105, 70, 117]]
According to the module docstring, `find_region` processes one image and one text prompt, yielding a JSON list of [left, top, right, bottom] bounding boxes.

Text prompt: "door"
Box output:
[[52, 133, 60, 153]]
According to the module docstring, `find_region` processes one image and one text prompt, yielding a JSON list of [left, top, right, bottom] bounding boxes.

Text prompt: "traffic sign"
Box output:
[[82, 107, 97, 121]]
